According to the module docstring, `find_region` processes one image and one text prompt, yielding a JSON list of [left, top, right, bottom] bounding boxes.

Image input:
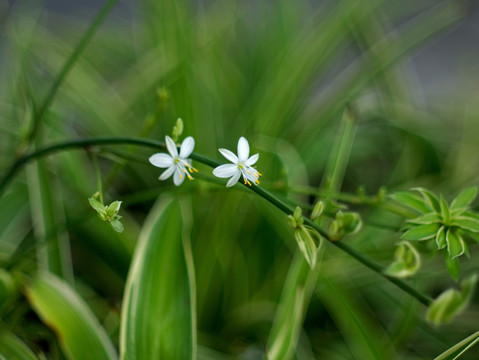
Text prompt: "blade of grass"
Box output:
[[120, 197, 195, 360], [26, 160, 73, 283], [318, 276, 396, 359], [0, 329, 38, 360], [266, 252, 321, 360], [434, 330, 479, 360], [304, 1, 465, 124], [23, 0, 119, 149], [320, 107, 357, 194], [25, 272, 118, 360]]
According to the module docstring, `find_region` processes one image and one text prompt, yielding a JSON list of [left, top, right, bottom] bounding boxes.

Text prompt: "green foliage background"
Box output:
[[1, 0, 479, 359]]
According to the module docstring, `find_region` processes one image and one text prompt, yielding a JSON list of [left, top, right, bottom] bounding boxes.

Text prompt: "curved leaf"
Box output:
[[120, 197, 195, 360], [446, 230, 465, 259], [402, 223, 439, 241], [427, 273, 477, 325], [25, 272, 117, 360], [451, 187, 478, 210], [390, 191, 431, 214], [412, 187, 441, 213], [451, 217, 479, 233], [0, 330, 38, 360], [384, 241, 421, 278], [434, 330, 479, 360]]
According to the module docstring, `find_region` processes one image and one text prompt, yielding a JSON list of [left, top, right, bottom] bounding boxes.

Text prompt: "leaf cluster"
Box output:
[[392, 187, 479, 279]]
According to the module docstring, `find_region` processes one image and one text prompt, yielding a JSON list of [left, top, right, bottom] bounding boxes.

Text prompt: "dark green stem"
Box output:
[[0, 136, 432, 306], [92, 154, 103, 204]]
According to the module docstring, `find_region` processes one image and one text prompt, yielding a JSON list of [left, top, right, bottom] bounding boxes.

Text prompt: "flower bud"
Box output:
[[311, 201, 324, 221]]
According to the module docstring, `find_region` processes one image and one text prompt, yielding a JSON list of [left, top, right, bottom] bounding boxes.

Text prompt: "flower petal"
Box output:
[[149, 153, 173, 168], [237, 137, 249, 162], [218, 148, 238, 164], [159, 165, 175, 180], [226, 171, 241, 187], [165, 136, 178, 157], [180, 136, 195, 158], [213, 164, 238, 178], [245, 153, 259, 166], [173, 168, 185, 186]]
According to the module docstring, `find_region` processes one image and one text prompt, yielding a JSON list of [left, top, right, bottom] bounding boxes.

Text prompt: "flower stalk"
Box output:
[[0, 136, 433, 306]]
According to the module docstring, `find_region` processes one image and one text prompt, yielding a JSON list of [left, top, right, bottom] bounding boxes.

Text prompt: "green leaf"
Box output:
[[427, 273, 477, 325], [27, 160, 73, 282], [25, 272, 118, 360], [339, 211, 362, 234], [451, 216, 479, 233], [0, 329, 38, 360], [402, 223, 439, 241], [445, 254, 460, 282], [436, 226, 447, 249], [120, 197, 195, 360], [384, 241, 421, 278], [89, 197, 106, 214], [390, 191, 431, 214], [407, 213, 442, 225], [446, 230, 465, 259], [451, 187, 478, 210], [427, 289, 462, 325], [0, 269, 18, 310], [294, 226, 322, 269], [440, 195, 450, 224], [267, 252, 320, 360], [434, 330, 479, 360], [110, 219, 124, 233], [319, 277, 396, 360], [107, 201, 122, 216], [412, 187, 441, 213]]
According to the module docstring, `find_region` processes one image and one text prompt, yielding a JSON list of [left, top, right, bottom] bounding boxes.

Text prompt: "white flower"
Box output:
[[149, 136, 198, 186], [213, 137, 262, 187]]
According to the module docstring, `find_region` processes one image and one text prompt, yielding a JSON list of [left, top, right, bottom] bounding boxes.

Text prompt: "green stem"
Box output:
[[23, 0, 119, 149], [290, 184, 418, 218], [92, 154, 103, 204], [0, 136, 432, 306]]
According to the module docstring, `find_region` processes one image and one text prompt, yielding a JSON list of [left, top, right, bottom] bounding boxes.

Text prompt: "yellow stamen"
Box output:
[[257, 171, 263, 176], [187, 173, 193, 180], [255, 179, 260, 184]]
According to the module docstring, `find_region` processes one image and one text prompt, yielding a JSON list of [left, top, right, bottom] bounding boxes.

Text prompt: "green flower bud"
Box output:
[[287, 215, 297, 229], [311, 201, 324, 221]]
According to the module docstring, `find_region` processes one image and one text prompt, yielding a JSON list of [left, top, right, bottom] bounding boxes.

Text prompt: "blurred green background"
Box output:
[[1, 0, 479, 359]]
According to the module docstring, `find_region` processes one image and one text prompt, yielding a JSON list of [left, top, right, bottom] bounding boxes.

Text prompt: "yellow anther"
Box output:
[[255, 179, 260, 184], [187, 173, 193, 180], [257, 171, 263, 176]]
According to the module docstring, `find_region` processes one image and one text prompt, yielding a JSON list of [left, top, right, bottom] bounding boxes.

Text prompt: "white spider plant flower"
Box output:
[[149, 135, 198, 186], [213, 137, 262, 187]]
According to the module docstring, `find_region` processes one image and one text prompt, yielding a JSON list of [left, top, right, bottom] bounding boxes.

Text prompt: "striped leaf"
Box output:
[[25, 272, 117, 360], [120, 197, 195, 360]]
